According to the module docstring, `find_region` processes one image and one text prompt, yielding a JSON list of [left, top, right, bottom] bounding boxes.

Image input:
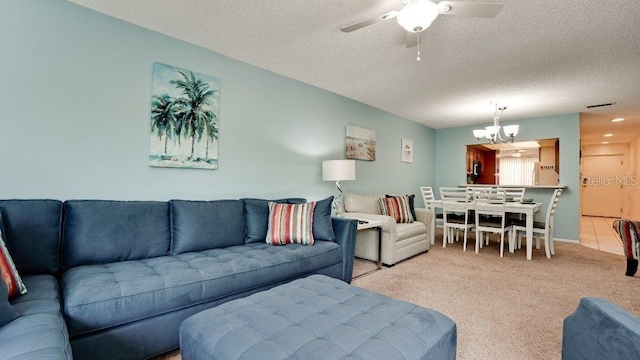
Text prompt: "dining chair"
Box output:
[[472, 188, 512, 257], [420, 186, 443, 245], [500, 187, 526, 201], [500, 187, 526, 222], [440, 187, 474, 251], [512, 188, 563, 258]]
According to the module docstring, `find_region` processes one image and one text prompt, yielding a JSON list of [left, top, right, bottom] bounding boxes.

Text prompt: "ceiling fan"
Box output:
[[341, 0, 504, 53]]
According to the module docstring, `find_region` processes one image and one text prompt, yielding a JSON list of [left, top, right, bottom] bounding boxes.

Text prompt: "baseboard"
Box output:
[[554, 238, 579, 244]]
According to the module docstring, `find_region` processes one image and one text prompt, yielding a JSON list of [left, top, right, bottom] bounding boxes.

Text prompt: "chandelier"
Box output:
[[472, 104, 519, 144]]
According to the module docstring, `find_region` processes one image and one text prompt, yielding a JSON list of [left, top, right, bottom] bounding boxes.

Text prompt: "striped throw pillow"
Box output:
[[0, 212, 27, 298], [266, 201, 316, 246], [380, 195, 415, 223]]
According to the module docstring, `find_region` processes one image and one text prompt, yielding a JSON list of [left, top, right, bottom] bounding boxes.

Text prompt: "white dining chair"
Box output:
[[440, 187, 474, 251], [512, 188, 563, 258], [420, 186, 443, 245], [472, 188, 512, 257], [500, 187, 526, 201], [500, 187, 526, 222]]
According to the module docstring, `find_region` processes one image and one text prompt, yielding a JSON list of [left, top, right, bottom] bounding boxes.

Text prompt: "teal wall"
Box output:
[[0, 0, 581, 241], [435, 113, 581, 241], [0, 0, 435, 203]]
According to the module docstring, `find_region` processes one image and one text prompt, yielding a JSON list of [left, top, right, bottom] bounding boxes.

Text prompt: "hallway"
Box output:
[[580, 216, 624, 256]]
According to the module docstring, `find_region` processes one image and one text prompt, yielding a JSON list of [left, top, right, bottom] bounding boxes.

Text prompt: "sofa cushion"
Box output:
[[0, 214, 27, 298], [312, 196, 335, 242], [0, 200, 62, 276], [396, 221, 427, 242], [62, 200, 171, 269], [1, 275, 73, 360], [62, 241, 343, 337], [0, 268, 18, 326], [243, 198, 306, 244], [344, 194, 383, 215], [171, 200, 245, 254], [266, 202, 316, 245]]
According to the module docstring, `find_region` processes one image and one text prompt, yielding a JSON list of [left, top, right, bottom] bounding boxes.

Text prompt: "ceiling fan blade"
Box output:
[[340, 10, 399, 33], [406, 32, 419, 48], [437, 1, 503, 18]]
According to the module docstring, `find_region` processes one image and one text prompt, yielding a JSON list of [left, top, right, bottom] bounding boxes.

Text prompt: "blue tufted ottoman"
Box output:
[[180, 275, 457, 360]]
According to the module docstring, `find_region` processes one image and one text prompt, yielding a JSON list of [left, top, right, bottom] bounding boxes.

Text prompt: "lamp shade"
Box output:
[[322, 160, 356, 181]]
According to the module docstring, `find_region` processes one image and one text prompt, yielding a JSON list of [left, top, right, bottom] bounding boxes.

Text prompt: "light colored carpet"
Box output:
[[153, 239, 639, 360]]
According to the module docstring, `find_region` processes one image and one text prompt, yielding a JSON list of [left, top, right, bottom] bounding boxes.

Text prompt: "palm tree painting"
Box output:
[[150, 62, 220, 169]]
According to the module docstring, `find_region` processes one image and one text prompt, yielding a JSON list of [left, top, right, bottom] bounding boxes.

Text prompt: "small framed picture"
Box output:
[[346, 125, 376, 161], [401, 139, 413, 163]]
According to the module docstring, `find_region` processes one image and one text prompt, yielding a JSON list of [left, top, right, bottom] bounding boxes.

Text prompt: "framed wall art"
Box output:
[[401, 139, 413, 163], [346, 125, 375, 161], [150, 62, 220, 169]]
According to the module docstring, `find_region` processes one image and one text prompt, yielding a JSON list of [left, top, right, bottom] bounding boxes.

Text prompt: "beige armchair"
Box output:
[[339, 193, 432, 266]]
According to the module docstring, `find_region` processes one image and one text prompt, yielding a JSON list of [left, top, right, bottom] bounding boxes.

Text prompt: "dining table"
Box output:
[[426, 199, 543, 260]]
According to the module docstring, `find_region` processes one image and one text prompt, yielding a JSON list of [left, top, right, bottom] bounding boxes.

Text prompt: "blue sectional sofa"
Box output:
[[0, 198, 357, 360]]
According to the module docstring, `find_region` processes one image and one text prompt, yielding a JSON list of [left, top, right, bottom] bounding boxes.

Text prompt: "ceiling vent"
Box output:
[[586, 102, 616, 109]]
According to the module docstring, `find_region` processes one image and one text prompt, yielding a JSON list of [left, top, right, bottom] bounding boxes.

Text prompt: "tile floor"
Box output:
[[580, 216, 624, 256]]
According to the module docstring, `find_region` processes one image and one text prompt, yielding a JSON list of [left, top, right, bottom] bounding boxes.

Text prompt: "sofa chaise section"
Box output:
[[62, 242, 344, 337], [0, 200, 72, 360], [1, 275, 73, 360]]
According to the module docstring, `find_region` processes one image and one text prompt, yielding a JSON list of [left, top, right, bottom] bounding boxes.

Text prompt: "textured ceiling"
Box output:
[[67, 0, 640, 144]]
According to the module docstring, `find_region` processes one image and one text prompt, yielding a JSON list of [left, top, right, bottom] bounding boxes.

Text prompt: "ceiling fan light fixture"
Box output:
[[396, 0, 439, 33], [383, 11, 399, 20]]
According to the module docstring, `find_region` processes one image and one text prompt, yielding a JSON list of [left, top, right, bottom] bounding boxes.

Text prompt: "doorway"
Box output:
[[581, 155, 623, 217]]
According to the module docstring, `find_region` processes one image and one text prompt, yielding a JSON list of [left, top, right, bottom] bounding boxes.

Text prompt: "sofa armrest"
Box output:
[[562, 297, 640, 360], [414, 208, 432, 226], [415, 207, 433, 233], [331, 217, 358, 283]]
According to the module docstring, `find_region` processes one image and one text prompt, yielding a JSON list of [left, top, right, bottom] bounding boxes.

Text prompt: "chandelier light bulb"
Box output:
[[485, 125, 500, 136], [503, 125, 519, 138], [473, 129, 487, 139]]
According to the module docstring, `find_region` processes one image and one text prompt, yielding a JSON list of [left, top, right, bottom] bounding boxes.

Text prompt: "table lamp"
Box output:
[[322, 160, 356, 213]]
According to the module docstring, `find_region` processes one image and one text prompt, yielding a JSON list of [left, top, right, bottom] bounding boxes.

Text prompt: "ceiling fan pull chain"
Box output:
[[416, 32, 421, 61]]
